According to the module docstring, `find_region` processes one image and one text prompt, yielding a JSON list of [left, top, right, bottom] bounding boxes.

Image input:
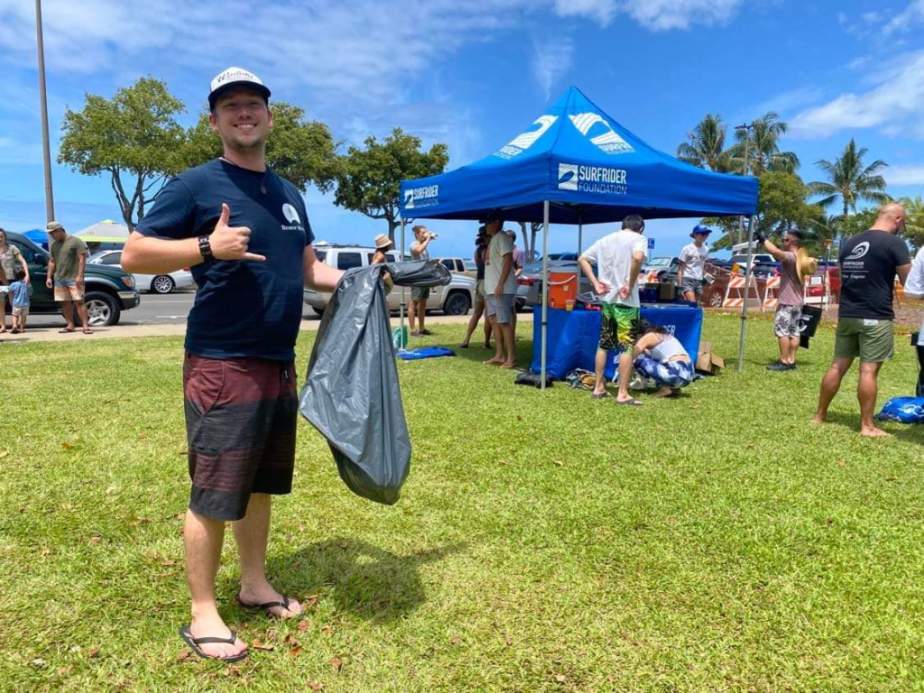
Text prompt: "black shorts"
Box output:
[[183, 354, 298, 521]]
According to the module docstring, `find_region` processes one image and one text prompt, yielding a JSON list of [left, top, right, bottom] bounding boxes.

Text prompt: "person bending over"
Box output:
[[632, 321, 694, 398]]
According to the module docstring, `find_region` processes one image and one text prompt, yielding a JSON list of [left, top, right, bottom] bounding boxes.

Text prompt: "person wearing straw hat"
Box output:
[[371, 233, 393, 265], [757, 228, 816, 371], [677, 224, 711, 304]]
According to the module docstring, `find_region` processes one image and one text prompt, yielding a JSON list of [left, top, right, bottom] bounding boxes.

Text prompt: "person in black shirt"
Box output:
[[812, 203, 911, 437], [460, 225, 492, 348], [123, 67, 344, 661]]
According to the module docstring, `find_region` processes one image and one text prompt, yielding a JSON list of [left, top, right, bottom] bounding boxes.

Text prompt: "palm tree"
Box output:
[[677, 114, 730, 172], [901, 196, 924, 250], [809, 139, 890, 224], [727, 112, 799, 175]]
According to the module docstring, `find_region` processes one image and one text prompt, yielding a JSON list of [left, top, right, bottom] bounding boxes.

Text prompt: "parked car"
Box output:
[[640, 256, 681, 284], [729, 253, 778, 277], [434, 257, 477, 279], [87, 249, 195, 294], [6, 232, 140, 326], [303, 244, 475, 316]]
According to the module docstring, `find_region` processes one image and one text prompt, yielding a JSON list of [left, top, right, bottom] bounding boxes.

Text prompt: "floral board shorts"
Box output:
[[773, 304, 803, 338]]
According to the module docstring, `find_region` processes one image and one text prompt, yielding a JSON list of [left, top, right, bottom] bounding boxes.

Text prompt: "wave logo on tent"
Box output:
[[496, 115, 558, 159], [569, 113, 634, 155], [557, 161, 628, 195], [557, 163, 578, 191], [404, 184, 440, 210]]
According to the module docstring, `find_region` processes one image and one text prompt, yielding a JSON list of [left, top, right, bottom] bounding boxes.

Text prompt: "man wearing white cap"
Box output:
[[123, 67, 344, 661]]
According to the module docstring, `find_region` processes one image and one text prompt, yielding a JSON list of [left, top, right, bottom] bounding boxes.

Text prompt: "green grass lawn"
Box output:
[[2, 312, 924, 690]]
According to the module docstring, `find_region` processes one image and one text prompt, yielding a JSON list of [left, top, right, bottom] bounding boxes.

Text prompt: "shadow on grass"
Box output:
[[260, 537, 467, 622]]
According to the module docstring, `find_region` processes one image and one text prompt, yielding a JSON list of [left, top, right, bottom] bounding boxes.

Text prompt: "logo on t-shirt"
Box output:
[[845, 241, 870, 261], [282, 203, 301, 225]]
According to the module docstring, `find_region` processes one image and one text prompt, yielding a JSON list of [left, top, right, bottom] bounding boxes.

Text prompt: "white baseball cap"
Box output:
[[208, 66, 271, 108]]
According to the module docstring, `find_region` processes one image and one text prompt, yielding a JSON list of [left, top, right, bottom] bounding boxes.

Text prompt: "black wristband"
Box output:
[[198, 235, 213, 262]]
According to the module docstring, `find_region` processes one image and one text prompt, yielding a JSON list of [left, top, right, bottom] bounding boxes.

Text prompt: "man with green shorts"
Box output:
[[812, 203, 911, 437], [579, 214, 648, 405]]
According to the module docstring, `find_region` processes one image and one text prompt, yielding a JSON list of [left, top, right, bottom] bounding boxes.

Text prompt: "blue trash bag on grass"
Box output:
[[299, 260, 450, 504], [877, 396, 924, 424]]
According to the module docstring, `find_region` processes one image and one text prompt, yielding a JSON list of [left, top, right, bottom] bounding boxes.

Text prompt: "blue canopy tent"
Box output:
[[23, 229, 48, 249], [399, 86, 759, 384]]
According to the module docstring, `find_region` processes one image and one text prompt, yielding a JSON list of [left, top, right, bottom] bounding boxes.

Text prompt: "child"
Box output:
[[8, 268, 30, 334], [632, 320, 694, 397]]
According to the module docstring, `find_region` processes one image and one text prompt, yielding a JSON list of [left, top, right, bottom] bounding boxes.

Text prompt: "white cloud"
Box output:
[[621, 0, 743, 31], [884, 0, 924, 34], [554, 0, 618, 25], [531, 36, 574, 99], [885, 165, 924, 186], [790, 49, 924, 138]]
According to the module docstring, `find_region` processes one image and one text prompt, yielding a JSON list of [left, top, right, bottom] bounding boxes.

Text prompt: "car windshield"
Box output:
[[646, 257, 671, 267]]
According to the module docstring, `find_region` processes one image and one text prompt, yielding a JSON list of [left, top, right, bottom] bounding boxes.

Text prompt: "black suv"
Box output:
[[7, 232, 140, 326]]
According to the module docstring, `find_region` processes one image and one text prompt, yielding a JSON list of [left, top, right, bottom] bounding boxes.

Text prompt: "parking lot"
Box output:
[[14, 290, 321, 330]]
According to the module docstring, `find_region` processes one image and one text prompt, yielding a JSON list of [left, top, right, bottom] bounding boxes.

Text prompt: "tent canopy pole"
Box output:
[[399, 219, 406, 345], [540, 200, 550, 390], [736, 215, 756, 373]]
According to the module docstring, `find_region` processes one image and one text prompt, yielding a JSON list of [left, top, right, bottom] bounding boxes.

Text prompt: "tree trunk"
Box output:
[[387, 218, 399, 245]]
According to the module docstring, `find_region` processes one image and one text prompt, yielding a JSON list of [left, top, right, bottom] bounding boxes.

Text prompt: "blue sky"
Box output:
[[1, 0, 923, 259]]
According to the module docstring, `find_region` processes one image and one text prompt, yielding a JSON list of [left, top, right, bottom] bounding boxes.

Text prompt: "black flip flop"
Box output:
[[178, 625, 247, 662], [237, 593, 294, 619]]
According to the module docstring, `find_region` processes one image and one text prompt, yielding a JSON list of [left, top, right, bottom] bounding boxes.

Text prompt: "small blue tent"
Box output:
[[400, 86, 757, 223], [399, 86, 760, 383]]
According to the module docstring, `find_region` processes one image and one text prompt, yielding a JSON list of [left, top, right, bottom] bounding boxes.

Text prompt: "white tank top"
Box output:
[[649, 335, 687, 361]]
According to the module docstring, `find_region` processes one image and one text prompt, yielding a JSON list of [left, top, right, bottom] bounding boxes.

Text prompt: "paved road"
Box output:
[[19, 290, 321, 329]]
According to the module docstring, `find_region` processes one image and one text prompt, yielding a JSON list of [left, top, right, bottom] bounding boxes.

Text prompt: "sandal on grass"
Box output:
[[591, 391, 608, 399], [178, 625, 247, 662], [236, 592, 294, 619], [615, 398, 643, 406]]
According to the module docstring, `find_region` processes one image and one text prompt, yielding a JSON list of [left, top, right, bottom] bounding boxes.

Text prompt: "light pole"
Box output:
[[35, 0, 55, 223]]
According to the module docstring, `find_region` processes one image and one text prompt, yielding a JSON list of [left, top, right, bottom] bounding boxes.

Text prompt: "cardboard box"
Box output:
[[696, 341, 725, 374]]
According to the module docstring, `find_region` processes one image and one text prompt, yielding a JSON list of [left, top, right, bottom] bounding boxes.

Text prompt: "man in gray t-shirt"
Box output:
[[759, 229, 810, 371]]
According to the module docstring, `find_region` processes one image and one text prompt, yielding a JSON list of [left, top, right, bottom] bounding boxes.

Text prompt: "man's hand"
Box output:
[[45, 278, 53, 289], [209, 203, 266, 262], [618, 285, 630, 300], [593, 280, 611, 295], [76, 277, 85, 290], [494, 285, 503, 298]]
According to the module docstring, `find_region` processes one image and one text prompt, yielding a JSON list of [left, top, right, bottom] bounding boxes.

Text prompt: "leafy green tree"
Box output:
[[808, 139, 890, 231], [676, 114, 730, 172], [756, 171, 823, 234], [58, 77, 186, 229], [182, 102, 338, 192], [900, 196, 924, 250], [334, 129, 448, 239], [728, 112, 799, 175]]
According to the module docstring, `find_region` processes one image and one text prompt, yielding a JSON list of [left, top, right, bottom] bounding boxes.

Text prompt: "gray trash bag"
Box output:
[[299, 260, 450, 504]]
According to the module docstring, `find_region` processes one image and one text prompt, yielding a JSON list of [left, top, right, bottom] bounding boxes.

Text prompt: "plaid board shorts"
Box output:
[[184, 354, 298, 521], [599, 303, 640, 352], [773, 304, 803, 338]]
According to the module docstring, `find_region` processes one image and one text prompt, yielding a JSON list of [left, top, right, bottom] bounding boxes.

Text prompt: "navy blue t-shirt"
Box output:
[[137, 159, 314, 360], [838, 229, 910, 321]]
